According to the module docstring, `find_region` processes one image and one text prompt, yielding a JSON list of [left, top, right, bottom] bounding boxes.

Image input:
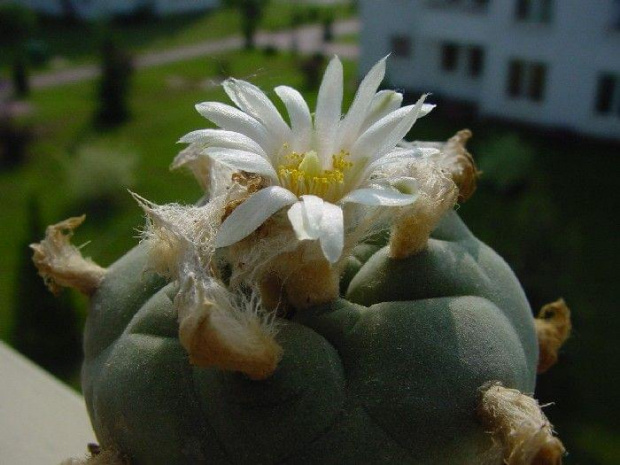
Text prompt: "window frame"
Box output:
[[390, 35, 413, 59], [595, 73, 620, 117], [515, 0, 553, 24], [441, 42, 459, 73], [506, 59, 548, 102], [467, 46, 485, 78]]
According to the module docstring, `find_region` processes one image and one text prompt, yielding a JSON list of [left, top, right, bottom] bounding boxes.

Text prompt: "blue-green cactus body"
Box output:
[[82, 211, 537, 464]]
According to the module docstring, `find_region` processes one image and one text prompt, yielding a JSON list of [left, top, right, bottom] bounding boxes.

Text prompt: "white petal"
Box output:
[[318, 202, 344, 264], [360, 90, 403, 134], [215, 186, 298, 248], [379, 94, 430, 157], [342, 187, 418, 206], [178, 129, 266, 157], [205, 148, 278, 180], [352, 94, 429, 163], [315, 56, 343, 161], [287, 195, 325, 241], [301, 195, 325, 239], [195, 102, 274, 154], [337, 56, 387, 150], [223, 78, 291, 143], [275, 85, 312, 151], [363, 147, 438, 176], [171, 143, 204, 170], [352, 105, 414, 160], [420, 103, 435, 117], [287, 201, 312, 240]]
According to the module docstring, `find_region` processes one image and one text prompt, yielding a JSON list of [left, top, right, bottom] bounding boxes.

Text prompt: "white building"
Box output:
[[360, 0, 620, 140], [19, 0, 219, 19]]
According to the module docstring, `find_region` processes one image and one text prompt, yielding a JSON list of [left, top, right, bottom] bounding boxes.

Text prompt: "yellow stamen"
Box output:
[[277, 150, 353, 202]]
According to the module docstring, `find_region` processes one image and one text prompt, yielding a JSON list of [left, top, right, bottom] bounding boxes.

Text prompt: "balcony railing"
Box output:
[[0, 341, 96, 464]]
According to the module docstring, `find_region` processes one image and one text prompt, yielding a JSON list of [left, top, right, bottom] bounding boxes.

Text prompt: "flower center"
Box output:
[[277, 151, 353, 202]]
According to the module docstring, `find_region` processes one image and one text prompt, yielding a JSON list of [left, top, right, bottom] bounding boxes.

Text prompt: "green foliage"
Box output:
[[65, 144, 137, 216], [11, 196, 81, 379], [477, 132, 535, 194], [97, 35, 134, 126], [0, 2, 36, 47]]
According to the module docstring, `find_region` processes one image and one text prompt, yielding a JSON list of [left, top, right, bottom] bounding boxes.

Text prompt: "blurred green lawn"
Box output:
[[0, 1, 354, 70], [0, 46, 618, 464]]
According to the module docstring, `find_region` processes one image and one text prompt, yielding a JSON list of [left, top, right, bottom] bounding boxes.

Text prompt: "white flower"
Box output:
[[178, 56, 436, 263]]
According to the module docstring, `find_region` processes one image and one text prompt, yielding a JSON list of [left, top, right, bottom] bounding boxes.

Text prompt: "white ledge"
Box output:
[[0, 341, 96, 465]]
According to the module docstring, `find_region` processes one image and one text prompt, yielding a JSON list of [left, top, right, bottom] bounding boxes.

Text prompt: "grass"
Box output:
[[334, 32, 359, 44], [0, 1, 355, 71]]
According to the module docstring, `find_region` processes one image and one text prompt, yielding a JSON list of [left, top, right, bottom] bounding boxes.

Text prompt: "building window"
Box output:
[[613, 0, 620, 30], [515, 0, 553, 23], [439, 43, 484, 78], [441, 43, 459, 72], [595, 74, 620, 116], [467, 46, 484, 77], [390, 35, 412, 59], [506, 60, 547, 102], [427, 0, 489, 11]]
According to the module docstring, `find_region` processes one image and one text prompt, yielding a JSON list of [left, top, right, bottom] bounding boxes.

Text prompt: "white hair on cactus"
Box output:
[[176, 270, 282, 380], [478, 383, 565, 465], [134, 189, 282, 379]]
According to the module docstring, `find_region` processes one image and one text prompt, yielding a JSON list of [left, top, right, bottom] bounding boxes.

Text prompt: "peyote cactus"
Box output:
[[34, 57, 570, 465]]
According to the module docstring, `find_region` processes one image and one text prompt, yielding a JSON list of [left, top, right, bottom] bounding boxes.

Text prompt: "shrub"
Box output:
[[477, 132, 535, 195], [65, 144, 137, 215]]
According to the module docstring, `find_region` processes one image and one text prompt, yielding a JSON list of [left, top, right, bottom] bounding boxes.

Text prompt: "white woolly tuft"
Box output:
[[478, 383, 565, 465], [133, 186, 283, 379], [176, 270, 282, 379], [382, 158, 457, 258], [133, 191, 225, 281]]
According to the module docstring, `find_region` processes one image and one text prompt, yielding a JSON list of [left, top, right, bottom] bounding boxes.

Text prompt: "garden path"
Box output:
[[31, 19, 360, 89]]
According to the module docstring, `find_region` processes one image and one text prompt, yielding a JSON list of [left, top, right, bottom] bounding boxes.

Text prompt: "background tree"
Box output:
[[0, 3, 36, 97], [299, 52, 326, 90], [0, 107, 33, 169], [96, 33, 134, 126], [12, 196, 82, 379], [226, 0, 270, 50], [59, 0, 79, 23]]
